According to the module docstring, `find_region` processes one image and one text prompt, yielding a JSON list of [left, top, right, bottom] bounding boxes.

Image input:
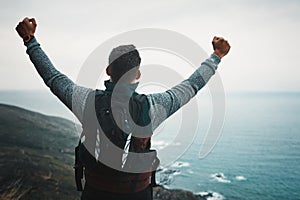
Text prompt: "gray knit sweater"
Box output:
[[25, 37, 220, 130]]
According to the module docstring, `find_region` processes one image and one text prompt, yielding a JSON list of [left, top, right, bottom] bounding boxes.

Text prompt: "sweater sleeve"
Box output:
[[146, 54, 221, 130], [25, 37, 92, 123]]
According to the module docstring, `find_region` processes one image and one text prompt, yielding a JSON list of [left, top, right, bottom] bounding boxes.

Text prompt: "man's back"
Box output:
[[78, 85, 158, 193], [16, 17, 230, 200]]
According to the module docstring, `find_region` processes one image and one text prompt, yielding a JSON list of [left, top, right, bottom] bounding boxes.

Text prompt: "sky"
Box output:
[[0, 0, 300, 92]]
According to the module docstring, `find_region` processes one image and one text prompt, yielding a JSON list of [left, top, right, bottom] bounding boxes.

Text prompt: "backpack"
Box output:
[[74, 89, 160, 193]]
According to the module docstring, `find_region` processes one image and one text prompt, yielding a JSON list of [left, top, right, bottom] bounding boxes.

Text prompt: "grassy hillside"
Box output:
[[0, 104, 80, 200], [0, 104, 206, 200]]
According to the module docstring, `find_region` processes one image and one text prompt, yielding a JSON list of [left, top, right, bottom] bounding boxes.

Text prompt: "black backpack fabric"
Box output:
[[74, 90, 159, 192]]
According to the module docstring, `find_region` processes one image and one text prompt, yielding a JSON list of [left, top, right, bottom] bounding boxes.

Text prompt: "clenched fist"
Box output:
[[212, 36, 230, 59], [16, 17, 37, 42]]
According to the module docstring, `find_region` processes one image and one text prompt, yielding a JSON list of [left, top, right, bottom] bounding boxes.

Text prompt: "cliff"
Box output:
[[0, 104, 207, 200]]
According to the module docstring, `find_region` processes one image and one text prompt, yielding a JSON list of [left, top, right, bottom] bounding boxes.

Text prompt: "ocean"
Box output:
[[1, 90, 300, 199]]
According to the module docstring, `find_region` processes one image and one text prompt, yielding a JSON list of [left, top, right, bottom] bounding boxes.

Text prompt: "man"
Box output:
[[16, 17, 230, 200]]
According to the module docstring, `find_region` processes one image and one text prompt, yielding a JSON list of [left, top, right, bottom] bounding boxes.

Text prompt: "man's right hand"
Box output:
[[212, 36, 230, 59], [16, 17, 37, 42]]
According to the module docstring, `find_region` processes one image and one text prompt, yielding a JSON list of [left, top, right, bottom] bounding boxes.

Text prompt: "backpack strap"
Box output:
[[74, 90, 104, 191], [74, 140, 83, 191]]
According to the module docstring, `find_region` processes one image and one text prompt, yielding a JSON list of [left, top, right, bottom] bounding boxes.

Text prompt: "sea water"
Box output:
[[161, 92, 300, 200], [1, 90, 300, 199]]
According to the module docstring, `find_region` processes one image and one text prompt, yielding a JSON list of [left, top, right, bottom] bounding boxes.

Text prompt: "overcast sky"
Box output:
[[1, 0, 299, 92]]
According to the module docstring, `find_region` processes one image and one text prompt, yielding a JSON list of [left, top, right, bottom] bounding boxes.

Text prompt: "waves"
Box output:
[[210, 172, 247, 183], [171, 161, 190, 168], [157, 165, 247, 199], [235, 175, 247, 181], [197, 191, 225, 200], [157, 161, 189, 186], [210, 173, 231, 183], [156, 162, 239, 199]]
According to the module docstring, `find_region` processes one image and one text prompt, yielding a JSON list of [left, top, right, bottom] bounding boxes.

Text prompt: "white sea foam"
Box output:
[[211, 173, 231, 183], [171, 161, 190, 168], [235, 175, 247, 181], [157, 172, 174, 185], [173, 171, 181, 176], [157, 168, 181, 185], [160, 168, 181, 174], [198, 191, 209, 196], [207, 192, 225, 200], [197, 191, 224, 200]]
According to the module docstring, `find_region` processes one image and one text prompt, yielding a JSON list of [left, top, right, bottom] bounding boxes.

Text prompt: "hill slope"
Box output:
[[0, 104, 206, 200], [0, 104, 80, 199]]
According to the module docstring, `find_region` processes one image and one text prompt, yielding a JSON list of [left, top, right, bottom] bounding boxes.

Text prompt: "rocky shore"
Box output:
[[153, 186, 213, 200]]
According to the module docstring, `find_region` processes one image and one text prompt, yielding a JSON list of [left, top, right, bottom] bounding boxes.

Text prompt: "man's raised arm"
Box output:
[[16, 17, 92, 123], [146, 37, 230, 130]]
